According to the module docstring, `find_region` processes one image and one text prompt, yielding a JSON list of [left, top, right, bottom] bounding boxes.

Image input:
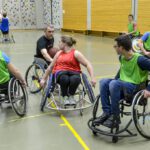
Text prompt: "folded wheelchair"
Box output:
[[40, 73, 96, 116], [0, 77, 28, 117], [25, 56, 48, 94], [88, 84, 150, 143]]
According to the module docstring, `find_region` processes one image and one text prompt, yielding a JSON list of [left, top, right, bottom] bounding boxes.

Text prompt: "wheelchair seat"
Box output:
[[40, 73, 95, 116], [0, 77, 28, 117]]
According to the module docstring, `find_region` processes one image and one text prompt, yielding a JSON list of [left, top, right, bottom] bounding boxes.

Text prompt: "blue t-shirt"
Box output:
[[2, 52, 10, 64], [0, 18, 9, 32], [141, 32, 150, 42]]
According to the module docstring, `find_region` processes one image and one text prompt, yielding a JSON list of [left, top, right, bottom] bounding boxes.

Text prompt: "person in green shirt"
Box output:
[[0, 51, 25, 90], [93, 35, 150, 128], [126, 14, 140, 39], [138, 32, 150, 56]]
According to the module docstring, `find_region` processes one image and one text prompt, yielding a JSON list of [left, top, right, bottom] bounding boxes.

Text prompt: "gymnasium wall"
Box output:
[[1, 0, 62, 29], [91, 0, 131, 33], [62, 0, 87, 31], [138, 0, 150, 34]]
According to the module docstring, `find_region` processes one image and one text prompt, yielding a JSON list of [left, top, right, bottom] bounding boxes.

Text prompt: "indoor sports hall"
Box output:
[[0, 0, 150, 150]]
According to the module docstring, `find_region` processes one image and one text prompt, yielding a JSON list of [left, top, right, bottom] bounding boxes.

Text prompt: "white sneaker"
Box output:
[[69, 96, 76, 105], [61, 96, 70, 106]]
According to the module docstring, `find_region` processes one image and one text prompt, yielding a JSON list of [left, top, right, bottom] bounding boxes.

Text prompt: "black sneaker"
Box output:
[[103, 115, 121, 128], [93, 113, 110, 125]]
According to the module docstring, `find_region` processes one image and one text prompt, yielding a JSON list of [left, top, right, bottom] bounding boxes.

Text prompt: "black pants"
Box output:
[[56, 71, 81, 97], [0, 81, 9, 95]]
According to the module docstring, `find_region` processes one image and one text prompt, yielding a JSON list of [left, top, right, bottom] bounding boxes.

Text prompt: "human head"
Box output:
[[44, 25, 54, 39], [114, 35, 132, 55], [3, 12, 7, 18], [59, 35, 76, 50], [128, 14, 134, 22]]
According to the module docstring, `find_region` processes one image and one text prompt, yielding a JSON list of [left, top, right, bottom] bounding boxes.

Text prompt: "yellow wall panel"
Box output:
[[63, 0, 87, 30], [91, 0, 131, 32], [138, 0, 150, 34]]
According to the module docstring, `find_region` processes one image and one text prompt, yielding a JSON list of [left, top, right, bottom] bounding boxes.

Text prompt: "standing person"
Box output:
[[0, 12, 10, 41], [36, 25, 55, 64], [93, 35, 150, 127], [40, 35, 96, 105], [127, 14, 140, 39]]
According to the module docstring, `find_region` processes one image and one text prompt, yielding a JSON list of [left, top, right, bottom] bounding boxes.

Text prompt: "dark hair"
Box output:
[[115, 35, 132, 51], [61, 35, 76, 47], [3, 12, 7, 18], [128, 14, 134, 19]]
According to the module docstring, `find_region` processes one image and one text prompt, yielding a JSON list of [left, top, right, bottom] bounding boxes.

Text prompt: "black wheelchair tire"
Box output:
[[25, 63, 44, 94], [8, 78, 27, 117], [132, 91, 150, 139], [82, 73, 95, 103]]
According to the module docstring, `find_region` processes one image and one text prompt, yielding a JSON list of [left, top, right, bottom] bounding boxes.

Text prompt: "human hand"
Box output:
[[91, 78, 96, 88], [143, 90, 150, 98], [40, 79, 46, 88], [20, 79, 26, 86]]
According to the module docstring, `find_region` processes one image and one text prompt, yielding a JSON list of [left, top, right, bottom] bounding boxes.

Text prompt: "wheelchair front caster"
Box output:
[[92, 131, 97, 136], [112, 136, 118, 143]]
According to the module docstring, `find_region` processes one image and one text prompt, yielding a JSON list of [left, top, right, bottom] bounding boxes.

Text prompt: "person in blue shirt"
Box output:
[[0, 12, 9, 41], [138, 32, 150, 56]]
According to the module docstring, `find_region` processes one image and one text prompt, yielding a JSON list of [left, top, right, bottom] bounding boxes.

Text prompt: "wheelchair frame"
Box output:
[[25, 57, 48, 94], [0, 30, 15, 43], [88, 91, 150, 143], [40, 73, 96, 115], [0, 77, 28, 117]]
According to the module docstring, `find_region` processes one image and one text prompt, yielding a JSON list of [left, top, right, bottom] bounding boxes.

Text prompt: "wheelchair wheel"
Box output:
[[92, 94, 100, 119], [82, 73, 95, 103], [132, 91, 150, 139], [132, 37, 141, 53], [40, 87, 49, 112], [8, 78, 27, 117], [25, 63, 44, 93]]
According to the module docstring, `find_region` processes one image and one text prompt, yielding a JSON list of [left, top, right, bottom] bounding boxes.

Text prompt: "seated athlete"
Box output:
[[35, 25, 55, 64], [40, 35, 96, 106], [93, 35, 150, 128], [0, 51, 25, 93]]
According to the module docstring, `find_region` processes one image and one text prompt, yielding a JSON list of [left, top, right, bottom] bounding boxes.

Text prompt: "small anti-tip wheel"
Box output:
[[112, 136, 118, 143], [92, 131, 97, 136]]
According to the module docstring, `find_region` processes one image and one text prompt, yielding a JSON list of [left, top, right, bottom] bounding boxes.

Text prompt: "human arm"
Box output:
[[138, 32, 150, 56], [7, 63, 26, 85], [74, 50, 96, 87], [137, 56, 150, 97], [40, 51, 62, 87], [41, 48, 53, 62]]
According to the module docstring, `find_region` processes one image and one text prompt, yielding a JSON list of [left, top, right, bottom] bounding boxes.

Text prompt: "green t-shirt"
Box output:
[[120, 53, 148, 84], [128, 22, 140, 36], [0, 51, 10, 84]]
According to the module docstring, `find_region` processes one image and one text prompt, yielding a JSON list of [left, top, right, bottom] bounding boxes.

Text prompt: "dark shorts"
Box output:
[[1, 30, 9, 34]]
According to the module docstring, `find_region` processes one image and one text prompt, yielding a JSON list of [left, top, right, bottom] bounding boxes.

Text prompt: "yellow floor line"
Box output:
[[6, 112, 55, 123], [60, 123, 66, 126], [61, 115, 90, 150]]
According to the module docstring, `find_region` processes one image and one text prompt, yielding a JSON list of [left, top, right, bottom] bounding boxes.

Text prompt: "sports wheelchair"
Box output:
[[40, 73, 95, 116], [25, 56, 48, 94], [88, 84, 150, 143], [0, 77, 28, 117], [0, 30, 15, 43]]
